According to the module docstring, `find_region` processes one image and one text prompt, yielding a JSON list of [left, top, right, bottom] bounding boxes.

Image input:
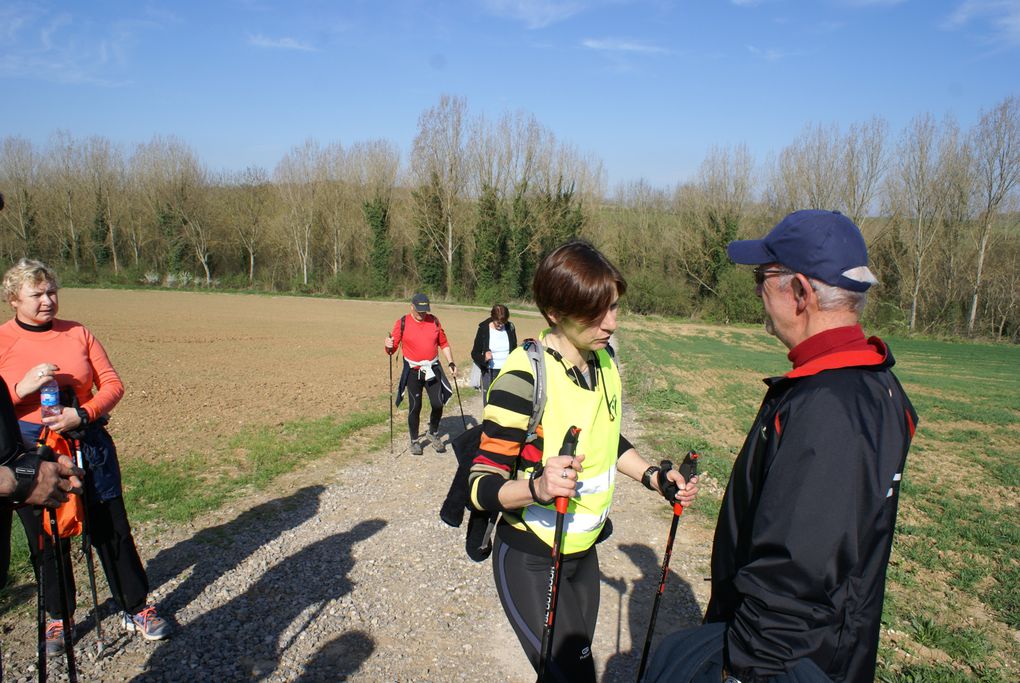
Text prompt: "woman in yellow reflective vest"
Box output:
[[469, 240, 699, 682]]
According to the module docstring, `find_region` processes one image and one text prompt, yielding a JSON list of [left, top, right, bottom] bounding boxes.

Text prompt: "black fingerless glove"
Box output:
[[658, 460, 680, 504]]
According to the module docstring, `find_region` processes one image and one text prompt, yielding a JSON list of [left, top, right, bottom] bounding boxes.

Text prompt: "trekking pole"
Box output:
[[636, 451, 699, 682], [388, 338, 394, 455], [452, 372, 467, 430], [35, 511, 47, 683], [537, 426, 581, 683], [37, 428, 78, 682], [73, 438, 106, 657]]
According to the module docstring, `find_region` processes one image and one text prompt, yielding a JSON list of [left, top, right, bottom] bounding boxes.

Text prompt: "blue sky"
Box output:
[[2, 0, 1018, 189]]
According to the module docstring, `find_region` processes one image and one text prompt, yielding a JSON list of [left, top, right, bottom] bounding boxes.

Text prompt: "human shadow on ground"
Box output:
[[601, 542, 703, 682], [134, 518, 386, 681], [437, 412, 478, 441], [293, 629, 374, 682], [144, 485, 327, 623]]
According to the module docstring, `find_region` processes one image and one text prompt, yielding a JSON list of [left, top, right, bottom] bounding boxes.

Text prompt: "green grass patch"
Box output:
[[126, 411, 385, 522], [1, 409, 386, 612]]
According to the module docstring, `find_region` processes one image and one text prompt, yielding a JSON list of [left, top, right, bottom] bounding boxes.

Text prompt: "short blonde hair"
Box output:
[[3, 258, 60, 304]]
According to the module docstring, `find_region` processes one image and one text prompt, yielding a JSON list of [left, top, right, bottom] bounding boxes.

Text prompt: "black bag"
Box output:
[[439, 339, 547, 561], [642, 622, 832, 683]]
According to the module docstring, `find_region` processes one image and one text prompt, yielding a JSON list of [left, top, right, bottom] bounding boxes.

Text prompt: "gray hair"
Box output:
[[3, 258, 59, 304], [774, 272, 868, 316]]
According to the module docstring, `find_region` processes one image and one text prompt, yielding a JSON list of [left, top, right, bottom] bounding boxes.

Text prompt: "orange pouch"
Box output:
[[39, 430, 84, 538]]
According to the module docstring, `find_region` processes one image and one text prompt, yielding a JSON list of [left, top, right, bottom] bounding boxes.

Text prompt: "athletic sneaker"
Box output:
[[409, 439, 424, 455], [45, 618, 73, 657], [122, 605, 171, 641], [429, 431, 446, 453]]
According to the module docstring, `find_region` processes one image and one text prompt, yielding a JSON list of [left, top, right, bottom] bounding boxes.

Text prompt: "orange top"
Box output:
[[0, 318, 124, 424]]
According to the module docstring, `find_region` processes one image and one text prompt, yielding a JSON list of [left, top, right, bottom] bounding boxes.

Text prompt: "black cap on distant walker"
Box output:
[[411, 293, 431, 312]]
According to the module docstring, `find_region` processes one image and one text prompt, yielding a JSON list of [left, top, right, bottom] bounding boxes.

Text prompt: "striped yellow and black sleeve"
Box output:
[[467, 360, 544, 512]]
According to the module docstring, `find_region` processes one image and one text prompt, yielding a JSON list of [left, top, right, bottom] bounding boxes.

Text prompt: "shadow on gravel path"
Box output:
[[293, 629, 374, 682], [602, 542, 702, 682], [145, 485, 328, 618], [134, 517, 386, 682]]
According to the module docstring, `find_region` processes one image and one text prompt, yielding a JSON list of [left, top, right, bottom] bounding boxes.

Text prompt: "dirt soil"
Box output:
[[0, 290, 714, 682]]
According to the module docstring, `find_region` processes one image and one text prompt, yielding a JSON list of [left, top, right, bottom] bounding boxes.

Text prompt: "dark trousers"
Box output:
[[492, 534, 600, 683], [405, 368, 443, 439], [18, 495, 149, 618], [0, 507, 11, 589]]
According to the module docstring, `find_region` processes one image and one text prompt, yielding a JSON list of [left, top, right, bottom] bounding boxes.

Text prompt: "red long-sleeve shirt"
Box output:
[[387, 314, 449, 363], [0, 318, 124, 424]]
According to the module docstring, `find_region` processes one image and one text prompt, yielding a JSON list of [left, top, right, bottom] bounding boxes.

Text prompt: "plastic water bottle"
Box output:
[[40, 379, 61, 419]]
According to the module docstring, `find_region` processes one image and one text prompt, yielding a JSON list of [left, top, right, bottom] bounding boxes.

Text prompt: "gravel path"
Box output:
[[1, 391, 713, 682]]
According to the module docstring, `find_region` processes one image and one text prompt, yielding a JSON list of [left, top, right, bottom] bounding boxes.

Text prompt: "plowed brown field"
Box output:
[[59, 289, 546, 461]]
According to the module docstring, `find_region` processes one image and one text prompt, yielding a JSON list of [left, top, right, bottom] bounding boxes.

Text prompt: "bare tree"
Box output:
[[0, 136, 42, 257], [770, 123, 841, 213], [46, 131, 87, 271], [841, 117, 888, 227], [411, 94, 469, 294], [888, 114, 958, 331], [967, 96, 1020, 334], [675, 144, 754, 295], [134, 136, 216, 283], [318, 141, 361, 277], [275, 140, 321, 286], [227, 166, 272, 284], [82, 135, 126, 273]]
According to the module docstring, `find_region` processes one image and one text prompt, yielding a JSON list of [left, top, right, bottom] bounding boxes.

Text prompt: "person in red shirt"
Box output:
[[0, 258, 172, 656], [384, 293, 457, 455]]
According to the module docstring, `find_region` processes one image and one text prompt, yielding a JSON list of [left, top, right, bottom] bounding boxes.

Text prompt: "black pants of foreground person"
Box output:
[[406, 370, 443, 439], [492, 533, 599, 683], [18, 495, 149, 618]]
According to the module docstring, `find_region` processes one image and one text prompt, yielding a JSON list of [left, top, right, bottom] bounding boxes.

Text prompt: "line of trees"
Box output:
[[2, 95, 1018, 341]]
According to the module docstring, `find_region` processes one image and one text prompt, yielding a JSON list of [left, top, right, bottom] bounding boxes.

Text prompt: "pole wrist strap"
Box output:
[[11, 452, 42, 504]]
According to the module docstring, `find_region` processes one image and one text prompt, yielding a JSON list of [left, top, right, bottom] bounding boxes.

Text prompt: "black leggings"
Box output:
[[492, 533, 600, 683], [405, 368, 443, 438], [18, 495, 149, 618]]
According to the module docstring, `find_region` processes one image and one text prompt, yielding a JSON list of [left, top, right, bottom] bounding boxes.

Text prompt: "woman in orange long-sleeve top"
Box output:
[[0, 258, 171, 657]]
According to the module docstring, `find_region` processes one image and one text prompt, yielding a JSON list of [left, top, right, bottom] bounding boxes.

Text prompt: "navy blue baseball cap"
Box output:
[[411, 293, 431, 312], [727, 210, 877, 292]]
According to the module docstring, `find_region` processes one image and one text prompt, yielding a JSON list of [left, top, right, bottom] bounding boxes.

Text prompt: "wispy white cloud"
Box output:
[[944, 0, 1020, 46], [247, 33, 317, 51], [837, 0, 908, 6], [730, 0, 763, 7], [746, 44, 798, 61], [482, 0, 587, 29], [582, 37, 669, 54], [0, 4, 140, 86]]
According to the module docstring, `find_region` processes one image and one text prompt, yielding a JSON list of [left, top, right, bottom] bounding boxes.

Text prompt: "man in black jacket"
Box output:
[[707, 210, 917, 682]]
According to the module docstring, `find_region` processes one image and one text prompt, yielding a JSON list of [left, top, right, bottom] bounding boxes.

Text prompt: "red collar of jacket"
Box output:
[[784, 324, 888, 379]]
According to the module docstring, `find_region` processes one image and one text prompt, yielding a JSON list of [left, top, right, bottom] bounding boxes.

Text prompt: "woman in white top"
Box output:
[[470, 304, 517, 406]]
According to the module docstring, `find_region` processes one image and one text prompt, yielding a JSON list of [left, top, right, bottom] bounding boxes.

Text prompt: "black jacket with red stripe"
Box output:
[[705, 336, 917, 683]]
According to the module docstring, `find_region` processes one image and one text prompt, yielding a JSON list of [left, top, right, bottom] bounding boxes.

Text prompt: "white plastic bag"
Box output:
[[468, 363, 482, 390]]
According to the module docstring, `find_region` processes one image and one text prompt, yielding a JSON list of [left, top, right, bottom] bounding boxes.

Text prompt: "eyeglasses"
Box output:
[[753, 266, 793, 286]]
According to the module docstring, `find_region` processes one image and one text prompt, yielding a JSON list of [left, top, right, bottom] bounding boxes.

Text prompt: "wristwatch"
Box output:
[[641, 465, 659, 491], [11, 452, 42, 504]]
